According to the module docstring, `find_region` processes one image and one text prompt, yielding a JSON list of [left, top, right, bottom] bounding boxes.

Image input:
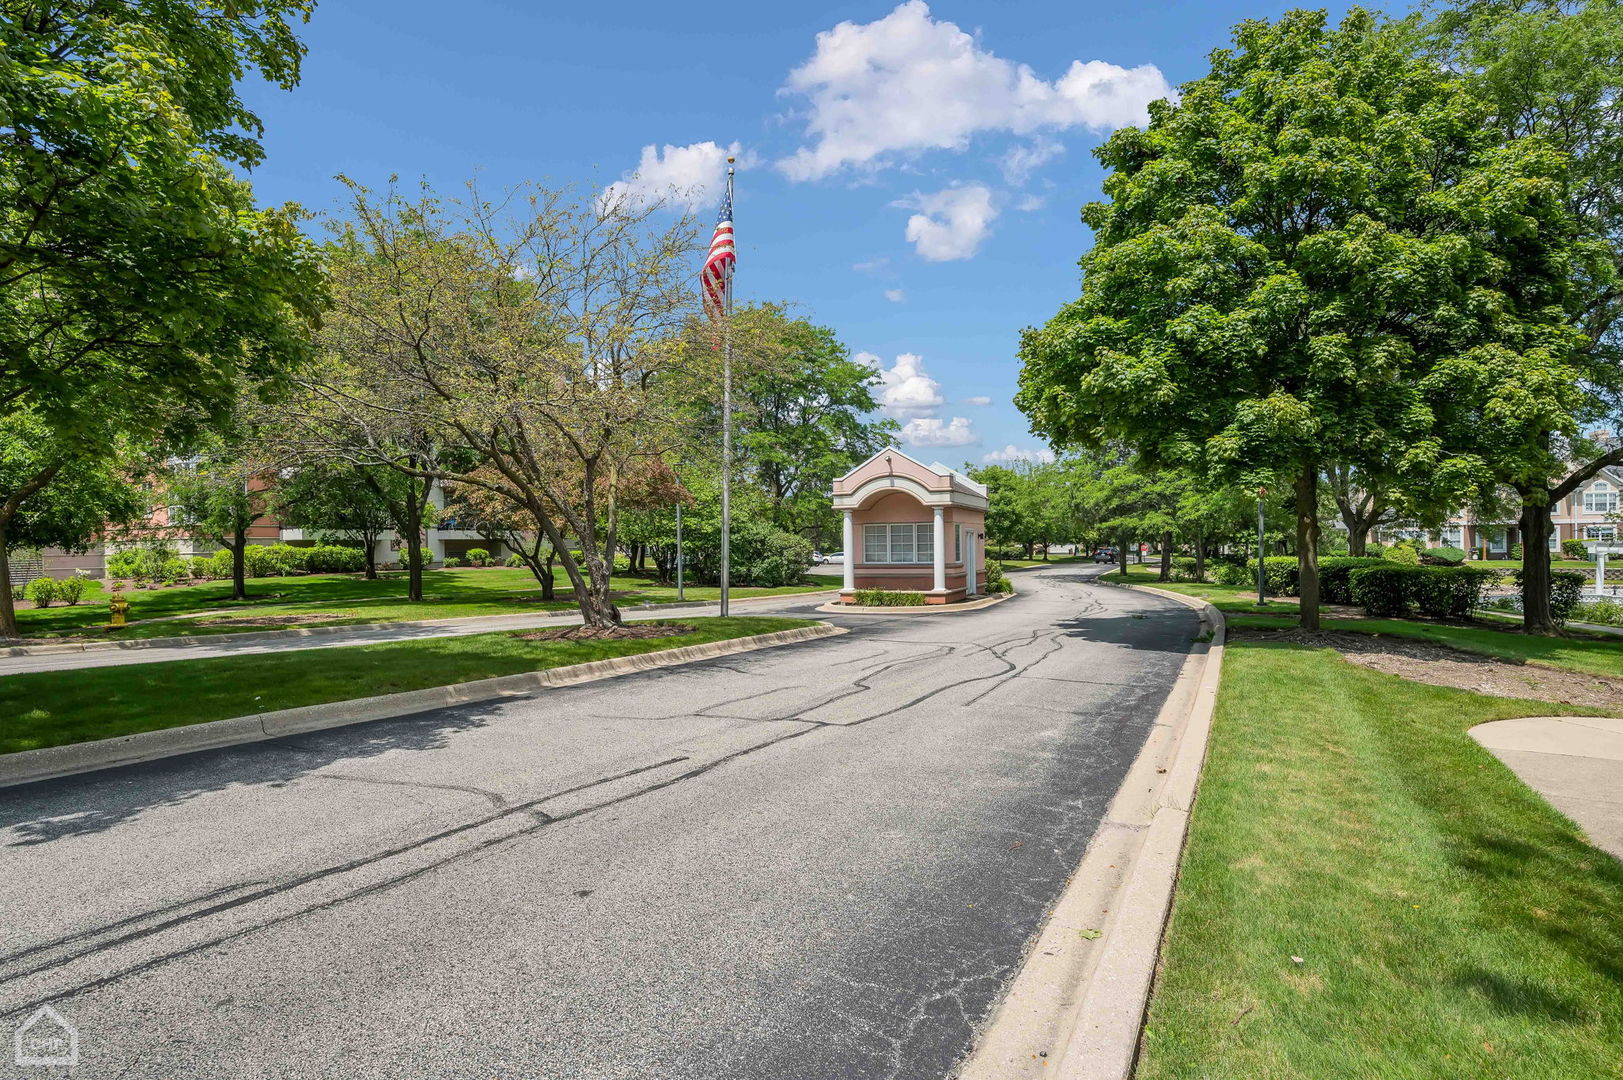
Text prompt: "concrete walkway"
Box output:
[[1470, 715, 1623, 858]]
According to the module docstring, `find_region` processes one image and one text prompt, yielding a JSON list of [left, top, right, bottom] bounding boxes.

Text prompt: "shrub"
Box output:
[[159, 558, 187, 584], [1351, 564, 1498, 618], [1411, 566, 1498, 619], [985, 559, 1012, 594], [1350, 564, 1425, 616], [1316, 557, 1388, 605], [1575, 597, 1623, 627], [106, 546, 177, 581], [24, 576, 58, 607], [1509, 568, 1586, 625], [443, 557, 464, 568], [1509, 542, 1523, 561], [1563, 539, 1590, 560], [852, 588, 925, 606], [185, 556, 214, 580], [205, 549, 236, 579], [390, 548, 436, 570], [1170, 556, 1202, 582], [1382, 544, 1421, 566], [55, 575, 86, 606], [1365, 541, 1387, 556], [1424, 546, 1466, 566], [1214, 561, 1252, 588], [303, 545, 366, 574], [732, 522, 815, 587], [1245, 556, 1299, 596], [464, 547, 491, 567], [504, 553, 524, 568]]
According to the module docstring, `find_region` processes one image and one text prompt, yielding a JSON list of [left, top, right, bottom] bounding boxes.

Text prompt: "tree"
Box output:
[[308, 178, 706, 630], [2, 0, 324, 431], [716, 305, 896, 544], [164, 448, 271, 602], [269, 461, 396, 578], [1017, 9, 1577, 629], [1415, 0, 1623, 633], [0, 410, 144, 637], [446, 472, 561, 597]]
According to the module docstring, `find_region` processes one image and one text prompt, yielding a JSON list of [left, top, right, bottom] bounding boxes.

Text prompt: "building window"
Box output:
[[863, 522, 935, 564], [1439, 527, 1462, 547], [1482, 527, 1508, 551], [954, 525, 962, 563], [1583, 481, 1619, 513], [1585, 525, 1616, 541]]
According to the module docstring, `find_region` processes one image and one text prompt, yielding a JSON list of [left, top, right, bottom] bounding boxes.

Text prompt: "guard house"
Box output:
[[831, 448, 988, 604]]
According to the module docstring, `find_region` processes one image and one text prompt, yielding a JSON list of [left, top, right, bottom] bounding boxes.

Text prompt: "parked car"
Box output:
[[1093, 547, 1118, 563], [822, 551, 845, 564]]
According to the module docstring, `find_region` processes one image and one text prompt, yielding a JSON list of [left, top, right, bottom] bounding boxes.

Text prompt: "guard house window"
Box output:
[[954, 525, 962, 563], [863, 523, 934, 564], [1583, 481, 1619, 513]]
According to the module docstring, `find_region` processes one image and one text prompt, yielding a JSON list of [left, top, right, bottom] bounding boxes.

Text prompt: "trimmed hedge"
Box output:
[[1563, 539, 1590, 560], [1241, 556, 1387, 603], [1349, 564, 1498, 618], [1170, 556, 1202, 582], [852, 588, 925, 607], [1424, 546, 1466, 566]]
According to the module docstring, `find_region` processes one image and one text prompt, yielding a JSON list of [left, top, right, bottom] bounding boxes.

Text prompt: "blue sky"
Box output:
[[240, 0, 1372, 465]]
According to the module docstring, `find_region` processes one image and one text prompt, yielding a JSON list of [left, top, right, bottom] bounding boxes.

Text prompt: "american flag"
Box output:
[[702, 186, 735, 318]]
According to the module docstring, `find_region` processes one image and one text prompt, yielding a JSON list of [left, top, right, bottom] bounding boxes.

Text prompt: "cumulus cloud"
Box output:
[[962, 395, 992, 406], [856, 351, 946, 419], [897, 184, 997, 261], [600, 140, 751, 211], [1015, 193, 1047, 212], [982, 444, 1056, 464], [902, 416, 978, 447], [777, 1, 1173, 180], [884, 288, 907, 303]]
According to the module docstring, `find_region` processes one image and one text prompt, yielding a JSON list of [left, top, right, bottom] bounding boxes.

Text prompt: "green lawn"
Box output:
[[1098, 562, 1305, 615], [13, 567, 829, 641], [0, 615, 816, 754], [1137, 641, 1623, 1080]]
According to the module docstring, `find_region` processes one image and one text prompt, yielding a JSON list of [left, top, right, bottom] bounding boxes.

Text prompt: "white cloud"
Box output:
[[856, 351, 945, 419], [601, 141, 752, 211], [982, 444, 1056, 464], [903, 416, 978, 447], [1001, 137, 1064, 185], [1015, 193, 1047, 212], [777, 1, 1173, 180], [897, 184, 997, 261], [962, 395, 992, 406], [854, 257, 891, 274], [884, 288, 907, 303]]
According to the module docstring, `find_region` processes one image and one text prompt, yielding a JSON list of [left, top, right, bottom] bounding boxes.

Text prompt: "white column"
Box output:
[[932, 506, 946, 593], [842, 510, 856, 592], [1597, 551, 1606, 595]]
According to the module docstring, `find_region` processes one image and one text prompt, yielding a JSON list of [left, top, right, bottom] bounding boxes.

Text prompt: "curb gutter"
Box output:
[[0, 622, 847, 790], [0, 588, 840, 659], [958, 581, 1224, 1080]]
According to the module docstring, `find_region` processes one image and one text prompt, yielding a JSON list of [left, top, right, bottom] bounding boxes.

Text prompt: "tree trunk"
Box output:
[[1346, 525, 1367, 557], [1117, 531, 1130, 578], [0, 527, 16, 640], [1194, 532, 1207, 582], [231, 528, 247, 601], [563, 547, 620, 629], [540, 549, 557, 601], [362, 529, 380, 580], [1518, 496, 1557, 635], [1295, 463, 1321, 631], [1158, 531, 1173, 581]]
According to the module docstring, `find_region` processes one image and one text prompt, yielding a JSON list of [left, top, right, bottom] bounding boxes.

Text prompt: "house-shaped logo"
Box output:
[[13, 1004, 77, 1068]]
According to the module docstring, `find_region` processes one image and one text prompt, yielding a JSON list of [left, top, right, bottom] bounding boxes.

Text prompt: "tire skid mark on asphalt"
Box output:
[[0, 754, 689, 1000], [0, 881, 270, 969], [308, 772, 510, 809]]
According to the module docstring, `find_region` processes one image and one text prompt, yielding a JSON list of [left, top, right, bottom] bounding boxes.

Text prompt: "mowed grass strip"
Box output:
[[1230, 614, 1623, 680], [0, 616, 815, 754], [1101, 562, 1305, 614], [1136, 642, 1623, 1080]]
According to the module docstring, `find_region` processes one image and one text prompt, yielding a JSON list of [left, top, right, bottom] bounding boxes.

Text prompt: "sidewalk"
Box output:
[[1470, 715, 1623, 858]]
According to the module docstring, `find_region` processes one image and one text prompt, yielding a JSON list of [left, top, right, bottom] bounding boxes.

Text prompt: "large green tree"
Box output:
[[1017, 9, 1579, 628], [1415, 0, 1623, 632]]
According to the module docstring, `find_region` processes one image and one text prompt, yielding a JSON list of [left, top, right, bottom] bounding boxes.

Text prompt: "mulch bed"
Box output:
[[1231, 625, 1623, 708], [512, 622, 693, 642]]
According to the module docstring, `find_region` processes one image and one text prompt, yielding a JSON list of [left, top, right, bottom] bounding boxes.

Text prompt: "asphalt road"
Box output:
[[0, 566, 1196, 1079]]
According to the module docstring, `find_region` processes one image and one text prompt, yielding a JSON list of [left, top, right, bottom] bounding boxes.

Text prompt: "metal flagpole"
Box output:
[[720, 158, 735, 618]]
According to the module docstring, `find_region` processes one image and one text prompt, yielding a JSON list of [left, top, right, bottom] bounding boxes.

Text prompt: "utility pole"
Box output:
[[675, 501, 684, 603]]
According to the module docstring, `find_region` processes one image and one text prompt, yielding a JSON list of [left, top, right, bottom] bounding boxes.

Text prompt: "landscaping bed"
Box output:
[[513, 622, 692, 642], [1229, 625, 1623, 708]]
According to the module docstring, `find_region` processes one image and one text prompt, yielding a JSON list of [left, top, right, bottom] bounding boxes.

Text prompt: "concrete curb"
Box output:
[[813, 592, 1013, 615], [0, 622, 848, 790], [0, 588, 841, 658], [959, 581, 1224, 1080]]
